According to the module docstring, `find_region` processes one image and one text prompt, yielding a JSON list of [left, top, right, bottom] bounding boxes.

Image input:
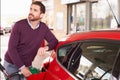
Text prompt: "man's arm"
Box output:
[[44, 27, 58, 50]]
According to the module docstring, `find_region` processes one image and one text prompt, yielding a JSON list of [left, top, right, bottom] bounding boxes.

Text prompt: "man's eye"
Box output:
[[34, 9, 37, 12]]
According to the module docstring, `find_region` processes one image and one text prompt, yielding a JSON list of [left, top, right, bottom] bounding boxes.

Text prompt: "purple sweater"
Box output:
[[5, 19, 58, 68]]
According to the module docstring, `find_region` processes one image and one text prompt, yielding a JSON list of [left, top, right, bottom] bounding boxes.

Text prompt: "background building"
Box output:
[[1, 0, 120, 39], [33, 0, 120, 38]]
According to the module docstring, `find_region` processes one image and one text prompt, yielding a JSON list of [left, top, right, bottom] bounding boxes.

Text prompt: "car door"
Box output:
[[57, 39, 120, 80]]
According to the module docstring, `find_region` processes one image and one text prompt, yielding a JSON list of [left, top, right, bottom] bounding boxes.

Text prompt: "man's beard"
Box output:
[[28, 14, 40, 21]]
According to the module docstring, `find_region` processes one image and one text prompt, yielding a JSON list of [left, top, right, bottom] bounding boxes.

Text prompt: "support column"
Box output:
[[85, 0, 92, 31], [73, 5, 77, 32], [118, 0, 120, 25], [67, 5, 72, 34]]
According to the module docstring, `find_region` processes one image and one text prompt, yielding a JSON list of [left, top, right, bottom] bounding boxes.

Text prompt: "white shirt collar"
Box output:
[[27, 18, 40, 30]]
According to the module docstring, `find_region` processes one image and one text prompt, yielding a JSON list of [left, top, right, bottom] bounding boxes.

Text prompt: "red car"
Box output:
[[27, 29, 120, 80]]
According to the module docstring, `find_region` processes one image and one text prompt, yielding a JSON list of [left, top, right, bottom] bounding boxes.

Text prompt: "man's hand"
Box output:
[[37, 46, 49, 56], [21, 66, 32, 77]]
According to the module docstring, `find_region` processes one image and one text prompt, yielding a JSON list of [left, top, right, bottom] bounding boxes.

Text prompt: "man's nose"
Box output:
[[29, 9, 34, 14]]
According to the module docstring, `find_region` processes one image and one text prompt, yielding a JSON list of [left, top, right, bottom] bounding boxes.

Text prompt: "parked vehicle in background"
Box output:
[[4, 27, 12, 33], [0, 26, 5, 35], [1, 20, 13, 34], [0, 26, 12, 35], [27, 29, 120, 80]]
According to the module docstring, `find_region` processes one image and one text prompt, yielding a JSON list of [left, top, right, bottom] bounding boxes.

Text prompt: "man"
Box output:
[[4, 1, 58, 80]]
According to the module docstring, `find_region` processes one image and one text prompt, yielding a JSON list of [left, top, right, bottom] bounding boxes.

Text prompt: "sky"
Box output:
[[1, 0, 31, 27], [1, 0, 31, 16], [1, 0, 118, 27]]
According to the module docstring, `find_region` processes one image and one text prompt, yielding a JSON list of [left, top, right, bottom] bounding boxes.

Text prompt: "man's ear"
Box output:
[[40, 13, 44, 19]]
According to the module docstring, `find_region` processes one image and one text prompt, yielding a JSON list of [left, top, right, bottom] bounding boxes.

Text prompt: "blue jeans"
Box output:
[[3, 60, 26, 80]]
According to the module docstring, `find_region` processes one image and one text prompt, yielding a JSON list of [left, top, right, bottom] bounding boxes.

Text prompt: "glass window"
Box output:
[[76, 4, 86, 32], [111, 49, 120, 80], [57, 42, 82, 73], [70, 3, 86, 33], [57, 40, 120, 79], [92, 0, 118, 30]]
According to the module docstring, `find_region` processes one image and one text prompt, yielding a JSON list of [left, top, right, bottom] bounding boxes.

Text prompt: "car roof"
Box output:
[[57, 30, 120, 48]]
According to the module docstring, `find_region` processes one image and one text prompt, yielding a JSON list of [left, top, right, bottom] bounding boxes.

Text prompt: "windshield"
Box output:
[[57, 40, 120, 80]]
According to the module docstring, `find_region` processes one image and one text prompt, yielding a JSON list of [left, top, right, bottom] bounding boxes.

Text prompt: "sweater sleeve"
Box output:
[[7, 23, 24, 68], [44, 25, 58, 50]]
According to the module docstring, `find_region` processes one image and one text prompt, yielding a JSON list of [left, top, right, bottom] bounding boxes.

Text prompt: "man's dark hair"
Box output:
[[32, 1, 46, 13]]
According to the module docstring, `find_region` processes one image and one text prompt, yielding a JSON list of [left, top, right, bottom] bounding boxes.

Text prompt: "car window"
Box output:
[[57, 42, 82, 73], [57, 40, 120, 80], [111, 49, 120, 80]]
